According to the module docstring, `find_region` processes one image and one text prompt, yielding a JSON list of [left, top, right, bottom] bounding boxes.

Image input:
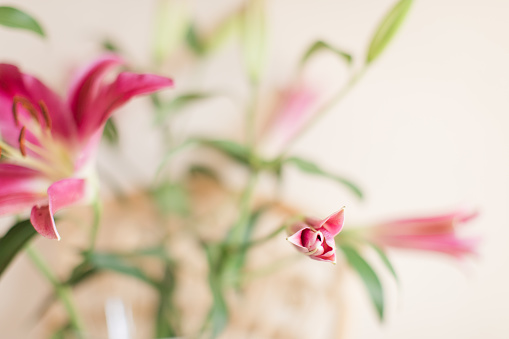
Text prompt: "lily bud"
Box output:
[[287, 207, 345, 264]]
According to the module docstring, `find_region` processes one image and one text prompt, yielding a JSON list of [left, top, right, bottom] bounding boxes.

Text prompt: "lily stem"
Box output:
[[88, 194, 102, 253], [247, 224, 287, 248], [26, 245, 84, 336], [284, 66, 368, 151]]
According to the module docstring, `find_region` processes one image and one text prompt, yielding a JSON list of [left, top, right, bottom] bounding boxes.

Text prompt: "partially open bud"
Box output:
[[287, 207, 345, 264]]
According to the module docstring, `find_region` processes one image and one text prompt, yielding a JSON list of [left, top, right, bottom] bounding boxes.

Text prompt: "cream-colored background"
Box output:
[[0, 0, 508, 338]]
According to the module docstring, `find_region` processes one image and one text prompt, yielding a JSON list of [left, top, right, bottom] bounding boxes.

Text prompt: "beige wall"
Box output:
[[0, 0, 508, 338]]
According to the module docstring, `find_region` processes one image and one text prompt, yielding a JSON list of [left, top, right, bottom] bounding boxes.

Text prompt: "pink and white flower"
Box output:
[[260, 82, 319, 155], [0, 55, 173, 240], [287, 207, 345, 263], [362, 209, 479, 258]]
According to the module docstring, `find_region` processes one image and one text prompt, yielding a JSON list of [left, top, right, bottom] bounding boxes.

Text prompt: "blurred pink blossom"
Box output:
[[287, 207, 345, 263], [0, 55, 173, 240], [260, 82, 319, 155], [363, 209, 479, 258]]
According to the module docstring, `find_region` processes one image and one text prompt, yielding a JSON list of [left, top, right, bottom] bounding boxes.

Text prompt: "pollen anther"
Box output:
[[38, 101, 52, 130], [19, 126, 27, 157]]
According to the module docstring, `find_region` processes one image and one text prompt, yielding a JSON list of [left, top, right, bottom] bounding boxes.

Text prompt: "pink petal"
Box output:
[[30, 205, 59, 240], [47, 178, 86, 213], [30, 178, 86, 240], [0, 192, 45, 215], [21, 74, 76, 141], [67, 54, 124, 125], [287, 228, 311, 253], [76, 72, 173, 141], [0, 64, 30, 146], [318, 208, 345, 236], [0, 164, 44, 214]]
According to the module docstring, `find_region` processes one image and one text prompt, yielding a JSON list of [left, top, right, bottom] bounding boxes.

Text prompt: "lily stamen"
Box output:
[[18, 126, 27, 156], [13, 96, 40, 127], [38, 101, 52, 130]]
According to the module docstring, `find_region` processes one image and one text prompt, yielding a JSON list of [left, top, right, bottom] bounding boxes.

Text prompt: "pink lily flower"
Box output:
[[260, 82, 319, 155], [0, 55, 173, 240], [287, 207, 345, 263], [362, 209, 479, 258]]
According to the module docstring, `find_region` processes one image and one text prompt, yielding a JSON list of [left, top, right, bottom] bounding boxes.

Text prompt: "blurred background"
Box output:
[[0, 0, 508, 338]]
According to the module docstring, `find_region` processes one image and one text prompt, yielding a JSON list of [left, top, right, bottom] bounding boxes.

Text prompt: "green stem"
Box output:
[[26, 246, 84, 336], [228, 170, 259, 244], [239, 254, 301, 283], [246, 224, 287, 248], [246, 83, 260, 148], [284, 67, 368, 151], [88, 195, 102, 253]]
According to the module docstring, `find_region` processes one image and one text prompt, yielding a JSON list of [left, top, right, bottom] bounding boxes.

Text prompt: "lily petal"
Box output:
[[30, 178, 86, 240], [67, 54, 124, 126], [76, 71, 174, 141], [0, 64, 30, 145], [0, 164, 44, 214], [30, 205, 59, 240], [319, 208, 345, 236], [287, 228, 311, 253], [22, 74, 76, 140]]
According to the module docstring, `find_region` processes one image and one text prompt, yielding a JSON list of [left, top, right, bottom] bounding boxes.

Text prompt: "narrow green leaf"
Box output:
[[366, 0, 413, 63], [87, 252, 158, 288], [188, 164, 221, 183], [186, 24, 206, 55], [0, 219, 36, 278], [101, 38, 121, 53], [155, 261, 179, 338], [198, 139, 252, 166], [102, 118, 119, 145], [241, 0, 267, 83], [155, 139, 197, 180], [226, 207, 268, 288], [284, 156, 363, 199], [301, 40, 353, 67], [341, 245, 384, 320], [204, 244, 228, 339], [155, 92, 213, 123], [153, 0, 190, 63], [0, 6, 45, 37], [204, 10, 241, 53], [372, 245, 398, 282]]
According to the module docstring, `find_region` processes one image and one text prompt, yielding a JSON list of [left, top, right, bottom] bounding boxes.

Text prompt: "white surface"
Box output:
[[0, 0, 508, 338]]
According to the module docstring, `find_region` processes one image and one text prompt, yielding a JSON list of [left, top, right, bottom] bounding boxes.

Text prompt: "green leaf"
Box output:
[[155, 139, 197, 180], [372, 245, 398, 282], [366, 0, 413, 63], [198, 139, 252, 166], [155, 261, 179, 338], [341, 245, 384, 321], [203, 244, 228, 339], [284, 156, 363, 199], [0, 219, 36, 278], [153, 0, 190, 63], [86, 252, 158, 288], [300, 40, 353, 67], [101, 38, 121, 53], [241, 0, 267, 83], [155, 92, 213, 123], [102, 118, 119, 145], [188, 164, 221, 183], [0, 6, 45, 37], [150, 182, 190, 217], [186, 24, 206, 55], [204, 10, 241, 53]]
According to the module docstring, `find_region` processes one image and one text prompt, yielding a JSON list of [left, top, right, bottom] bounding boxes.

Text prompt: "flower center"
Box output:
[[0, 96, 74, 181]]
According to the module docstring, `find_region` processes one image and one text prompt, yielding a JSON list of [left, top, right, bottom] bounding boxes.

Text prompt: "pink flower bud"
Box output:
[[287, 207, 345, 263]]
